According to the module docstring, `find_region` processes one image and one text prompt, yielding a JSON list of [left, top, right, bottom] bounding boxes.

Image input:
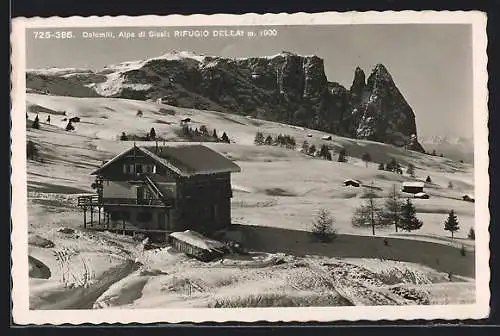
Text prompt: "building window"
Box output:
[[136, 164, 143, 174]]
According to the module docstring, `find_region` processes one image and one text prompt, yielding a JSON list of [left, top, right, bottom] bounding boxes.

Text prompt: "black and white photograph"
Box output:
[[10, 11, 489, 324]]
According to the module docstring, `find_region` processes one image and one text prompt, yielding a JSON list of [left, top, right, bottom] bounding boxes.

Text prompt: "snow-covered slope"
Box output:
[[25, 93, 476, 309]]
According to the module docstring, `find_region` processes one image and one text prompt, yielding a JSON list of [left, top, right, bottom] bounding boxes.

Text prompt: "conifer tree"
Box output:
[[362, 153, 372, 167], [65, 121, 74, 131], [308, 144, 316, 156], [32, 115, 40, 129], [406, 163, 415, 177], [254, 132, 265, 145], [212, 129, 219, 141], [448, 181, 454, 189], [399, 199, 423, 232], [221, 132, 230, 143], [149, 127, 156, 140], [426, 175, 432, 183], [468, 227, 475, 240], [120, 132, 128, 141], [444, 209, 460, 239], [301, 140, 309, 154], [319, 144, 332, 160], [264, 135, 273, 146], [311, 209, 337, 243], [378, 162, 385, 171], [338, 148, 347, 162]]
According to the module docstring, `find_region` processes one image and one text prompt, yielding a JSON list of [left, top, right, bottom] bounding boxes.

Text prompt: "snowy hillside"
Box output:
[[25, 93, 476, 309]]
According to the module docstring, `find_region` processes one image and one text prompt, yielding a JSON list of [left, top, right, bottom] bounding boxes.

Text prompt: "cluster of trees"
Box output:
[[378, 158, 403, 174], [254, 132, 297, 149], [119, 127, 160, 141], [300, 140, 348, 162], [180, 125, 230, 143], [351, 184, 423, 235]]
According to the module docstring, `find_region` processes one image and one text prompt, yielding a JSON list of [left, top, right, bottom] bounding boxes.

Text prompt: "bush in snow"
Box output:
[[426, 175, 432, 183], [120, 132, 129, 141], [378, 162, 385, 170], [468, 227, 475, 240]]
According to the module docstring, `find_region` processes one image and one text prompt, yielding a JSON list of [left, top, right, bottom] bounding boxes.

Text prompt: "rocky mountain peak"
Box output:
[[26, 53, 425, 152]]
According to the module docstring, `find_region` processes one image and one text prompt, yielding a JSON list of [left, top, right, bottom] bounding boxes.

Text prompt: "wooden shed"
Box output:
[[401, 181, 425, 194], [169, 230, 229, 262]]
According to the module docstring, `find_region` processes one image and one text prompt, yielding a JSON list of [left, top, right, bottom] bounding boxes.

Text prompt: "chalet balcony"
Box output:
[[77, 195, 174, 208]]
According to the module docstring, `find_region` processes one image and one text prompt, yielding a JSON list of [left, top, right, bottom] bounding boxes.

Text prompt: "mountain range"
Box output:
[[26, 50, 426, 152]]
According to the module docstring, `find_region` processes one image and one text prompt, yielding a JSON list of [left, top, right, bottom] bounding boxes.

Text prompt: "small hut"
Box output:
[[169, 230, 228, 262], [401, 181, 425, 194], [343, 179, 361, 187]]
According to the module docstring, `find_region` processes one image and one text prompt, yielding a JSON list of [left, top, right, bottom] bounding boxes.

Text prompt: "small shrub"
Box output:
[[120, 132, 128, 141], [378, 162, 385, 170], [136, 110, 143, 117], [468, 227, 475, 240], [426, 175, 432, 183]]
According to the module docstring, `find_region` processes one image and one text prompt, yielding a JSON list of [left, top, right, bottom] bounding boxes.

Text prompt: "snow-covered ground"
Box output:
[[25, 93, 476, 308]]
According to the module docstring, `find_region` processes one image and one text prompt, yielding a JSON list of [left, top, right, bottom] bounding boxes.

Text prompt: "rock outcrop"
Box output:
[[26, 51, 424, 151]]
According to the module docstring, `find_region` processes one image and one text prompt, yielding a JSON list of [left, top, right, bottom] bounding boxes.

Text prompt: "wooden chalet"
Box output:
[[401, 181, 425, 194], [77, 144, 241, 241]]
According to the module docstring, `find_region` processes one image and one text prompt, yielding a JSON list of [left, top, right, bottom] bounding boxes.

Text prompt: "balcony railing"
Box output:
[[77, 195, 173, 207]]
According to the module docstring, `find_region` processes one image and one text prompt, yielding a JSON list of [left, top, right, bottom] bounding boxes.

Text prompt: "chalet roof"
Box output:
[[91, 144, 241, 177], [402, 181, 425, 188]]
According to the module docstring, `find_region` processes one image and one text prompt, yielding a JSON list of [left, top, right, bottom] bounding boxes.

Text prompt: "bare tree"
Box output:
[[352, 183, 382, 236], [380, 184, 403, 232]]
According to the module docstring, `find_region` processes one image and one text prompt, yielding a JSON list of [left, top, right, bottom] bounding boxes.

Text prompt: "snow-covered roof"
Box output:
[[169, 230, 226, 251], [402, 181, 425, 188], [91, 144, 241, 177]]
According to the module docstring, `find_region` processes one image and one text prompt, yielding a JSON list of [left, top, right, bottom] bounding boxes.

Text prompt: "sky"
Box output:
[[25, 24, 473, 138]]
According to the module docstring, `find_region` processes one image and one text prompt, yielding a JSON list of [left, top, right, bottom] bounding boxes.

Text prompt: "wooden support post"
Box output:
[[83, 207, 87, 228], [98, 207, 101, 226], [122, 217, 125, 235], [90, 206, 94, 227]]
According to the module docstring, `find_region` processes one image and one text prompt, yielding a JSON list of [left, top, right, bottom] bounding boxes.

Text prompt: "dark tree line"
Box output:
[[254, 132, 296, 149]]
